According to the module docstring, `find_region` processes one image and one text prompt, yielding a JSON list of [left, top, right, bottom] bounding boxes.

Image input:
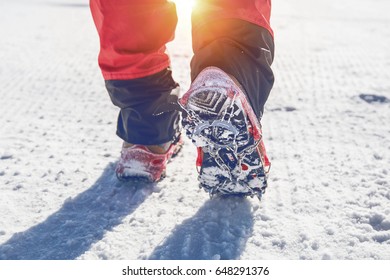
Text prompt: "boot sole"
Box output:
[[180, 70, 268, 199]]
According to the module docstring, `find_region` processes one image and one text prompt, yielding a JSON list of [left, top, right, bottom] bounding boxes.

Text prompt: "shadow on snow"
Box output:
[[0, 163, 255, 260], [0, 162, 155, 260], [149, 196, 254, 260]]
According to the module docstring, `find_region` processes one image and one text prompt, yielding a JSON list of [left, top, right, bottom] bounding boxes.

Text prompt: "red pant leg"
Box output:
[[90, 0, 178, 80], [192, 0, 273, 36]]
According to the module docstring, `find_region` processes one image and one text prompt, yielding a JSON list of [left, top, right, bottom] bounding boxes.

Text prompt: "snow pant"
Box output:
[[90, 0, 275, 145]]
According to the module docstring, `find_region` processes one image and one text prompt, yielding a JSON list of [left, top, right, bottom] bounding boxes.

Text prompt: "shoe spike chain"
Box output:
[[179, 89, 265, 201]]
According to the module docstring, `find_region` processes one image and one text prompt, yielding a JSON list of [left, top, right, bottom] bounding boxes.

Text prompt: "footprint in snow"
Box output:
[[359, 94, 390, 104]]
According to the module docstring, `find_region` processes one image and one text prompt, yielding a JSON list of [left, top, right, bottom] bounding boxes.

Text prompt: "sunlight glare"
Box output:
[[173, 0, 196, 15]]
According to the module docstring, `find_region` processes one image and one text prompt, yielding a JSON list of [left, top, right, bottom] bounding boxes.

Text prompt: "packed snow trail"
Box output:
[[0, 0, 390, 260]]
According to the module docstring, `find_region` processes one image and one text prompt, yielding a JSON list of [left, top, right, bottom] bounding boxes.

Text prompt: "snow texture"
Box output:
[[0, 0, 390, 260]]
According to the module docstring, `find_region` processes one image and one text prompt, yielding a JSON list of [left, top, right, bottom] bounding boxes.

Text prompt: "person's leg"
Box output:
[[191, 0, 274, 119], [90, 0, 177, 81], [90, 0, 182, 181], [180, 0, 274, 198]]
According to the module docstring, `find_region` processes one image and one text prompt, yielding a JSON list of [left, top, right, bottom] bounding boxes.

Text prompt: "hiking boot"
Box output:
[[115, 136, 183, 182], [179, 67, 270, 199]]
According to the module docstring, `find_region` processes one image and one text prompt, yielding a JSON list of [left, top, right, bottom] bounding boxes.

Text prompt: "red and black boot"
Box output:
[[179, 67, 270, 199]]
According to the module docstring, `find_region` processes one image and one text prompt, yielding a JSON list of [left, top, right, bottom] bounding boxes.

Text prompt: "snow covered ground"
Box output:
[[0, 0, 389, 260]]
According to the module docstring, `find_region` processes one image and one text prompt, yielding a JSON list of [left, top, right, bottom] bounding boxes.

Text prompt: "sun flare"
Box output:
[[172, 0, 196, 15]]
